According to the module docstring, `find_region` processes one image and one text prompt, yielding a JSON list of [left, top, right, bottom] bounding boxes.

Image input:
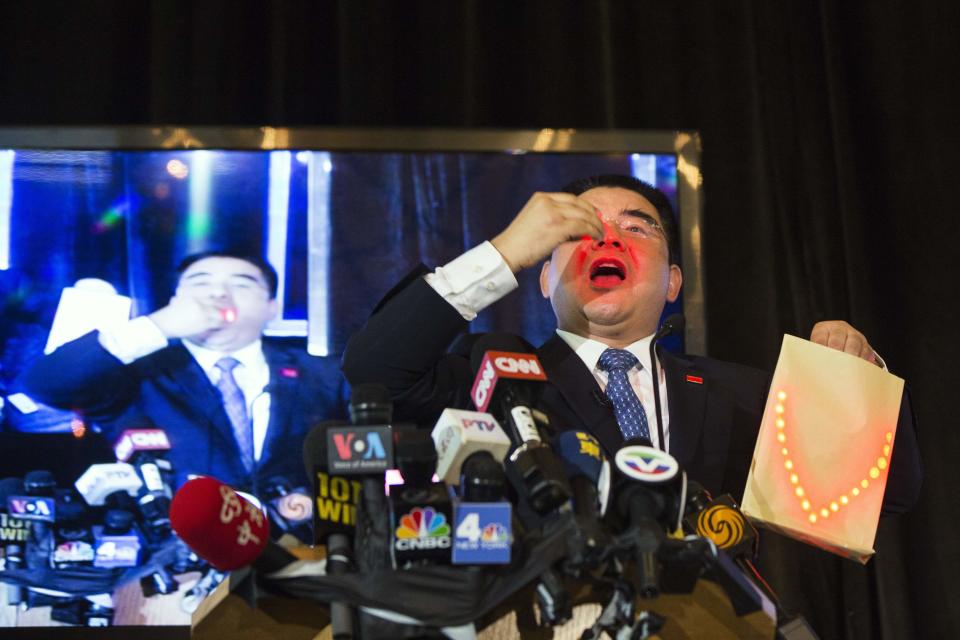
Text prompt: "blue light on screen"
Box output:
[[630, 153, 657, 185], [0, 150, 14, 270]]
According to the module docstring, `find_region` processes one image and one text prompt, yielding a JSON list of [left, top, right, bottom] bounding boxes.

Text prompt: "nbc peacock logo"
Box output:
[[394, 507, 452, 550], [480, 522, 509, 543]]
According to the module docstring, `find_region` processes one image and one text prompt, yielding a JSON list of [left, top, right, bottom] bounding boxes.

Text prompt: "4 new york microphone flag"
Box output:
[[741, 334, 905, 562]]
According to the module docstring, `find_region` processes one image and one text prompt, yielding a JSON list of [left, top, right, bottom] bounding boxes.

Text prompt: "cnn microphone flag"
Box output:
[[741, 335, 905, 562], [470, 350, 546, 412]]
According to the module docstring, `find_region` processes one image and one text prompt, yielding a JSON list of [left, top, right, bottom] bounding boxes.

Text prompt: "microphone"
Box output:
[[552, 430, 609, 571], [74, 461, 147, 568], [452, 453, 512, 565], [532, 431, 611, 628], [169, 476, 295, 574], [612, 441, 684, 599], [430, 409, 513, 565], [74, 463, 143, 509], [680, 482, 794, 625], [389, 429, 453, 568], [8, 470, 57, 523], [343, 384, 399, 587], [682, 481, 765, 593], [682, 482, 758, 563], [431, 408, 511, 488], [469, 335, 571, 516], [303, 421, 361, 640], [348, 382, 392, 425], [92, 509, 143, 568], [470, 335, 547, 445], [50, 500, 95, 569], [15, 470, 57, 570], [649, 313, 684, 450], [0, 477, 28, 605], [113, 429, 175, 541], [302, 421, 362, 543]]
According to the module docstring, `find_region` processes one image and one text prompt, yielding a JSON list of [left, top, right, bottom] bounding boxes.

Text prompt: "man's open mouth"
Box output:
[[589, 258, 627, 284]]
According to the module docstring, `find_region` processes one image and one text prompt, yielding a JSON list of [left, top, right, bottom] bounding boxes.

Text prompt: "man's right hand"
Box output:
[[490, 192, 604, 273], [148, 295, 228, 340]]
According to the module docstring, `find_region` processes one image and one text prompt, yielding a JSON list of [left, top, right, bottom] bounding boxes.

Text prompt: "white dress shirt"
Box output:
[[98, 318, 272, 461], [553, 330, 670, 451], [425, 241, 671, 451]]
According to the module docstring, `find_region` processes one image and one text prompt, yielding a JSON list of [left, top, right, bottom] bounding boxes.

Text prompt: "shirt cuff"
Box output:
[[97, 316, 170, 364], [424, 241, 519, 321]]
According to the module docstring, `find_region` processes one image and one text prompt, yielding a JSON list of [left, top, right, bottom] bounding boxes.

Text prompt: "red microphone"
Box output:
[[170, 476, 276, 571]]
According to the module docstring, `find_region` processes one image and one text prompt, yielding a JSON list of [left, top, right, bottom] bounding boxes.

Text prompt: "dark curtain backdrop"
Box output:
[[1, 1, 957, 638]]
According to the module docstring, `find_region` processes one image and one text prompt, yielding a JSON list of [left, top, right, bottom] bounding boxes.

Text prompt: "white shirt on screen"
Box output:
[[98, 319, 272, 461]]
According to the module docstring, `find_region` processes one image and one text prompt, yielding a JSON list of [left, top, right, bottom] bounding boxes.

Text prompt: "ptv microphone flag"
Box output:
[[432, 409, 512, 485], [741, 335, 905, 563]]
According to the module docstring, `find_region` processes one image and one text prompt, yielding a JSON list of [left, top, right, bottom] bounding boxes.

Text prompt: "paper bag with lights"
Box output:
[[740, 334, 904, 563]]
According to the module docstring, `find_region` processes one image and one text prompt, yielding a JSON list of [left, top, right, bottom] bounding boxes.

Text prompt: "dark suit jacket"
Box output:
[[342, 269, 922, 514], [16, 331, 346, 492]]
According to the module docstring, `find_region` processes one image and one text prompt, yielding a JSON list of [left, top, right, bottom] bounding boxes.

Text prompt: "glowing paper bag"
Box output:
[[740, 334, 904, 563]]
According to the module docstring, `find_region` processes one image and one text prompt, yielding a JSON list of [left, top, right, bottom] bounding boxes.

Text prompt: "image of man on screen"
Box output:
[[15, 250, 343, 493], [342, 174, 922, 514]]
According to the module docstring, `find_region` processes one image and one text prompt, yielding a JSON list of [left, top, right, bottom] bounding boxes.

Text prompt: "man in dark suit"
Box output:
[[342, 175, 921, 512], [16, 250, 345, 493]]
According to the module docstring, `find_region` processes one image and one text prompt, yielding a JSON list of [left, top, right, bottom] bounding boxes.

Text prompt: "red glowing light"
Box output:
[[70, 418, 86, 438], [773, 388, 891, 527]]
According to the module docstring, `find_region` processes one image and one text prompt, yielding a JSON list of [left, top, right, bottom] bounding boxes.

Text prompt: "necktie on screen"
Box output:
[[215, 357, 254, 473], [598, 348, 651, 442]]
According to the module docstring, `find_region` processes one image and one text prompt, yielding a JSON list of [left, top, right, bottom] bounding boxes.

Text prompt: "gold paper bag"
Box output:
[[740, 334, 904, 563]]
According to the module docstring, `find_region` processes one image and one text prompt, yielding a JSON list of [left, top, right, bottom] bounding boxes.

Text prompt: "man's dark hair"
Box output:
[[560, 174, 681, 266], [175, 250, 279, 298]]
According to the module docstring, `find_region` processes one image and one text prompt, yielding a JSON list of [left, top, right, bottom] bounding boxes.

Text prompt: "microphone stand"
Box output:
[[326, 533, 355, 639]]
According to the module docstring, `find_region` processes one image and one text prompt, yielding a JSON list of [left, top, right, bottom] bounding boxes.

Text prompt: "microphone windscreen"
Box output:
[[170, 476, 270, 571], [661, 313, 685, 337], [349, 383, 393, 425], [554, 431, 603, 482]]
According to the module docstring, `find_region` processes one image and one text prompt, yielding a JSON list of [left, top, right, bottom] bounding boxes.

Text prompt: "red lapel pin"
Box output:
[[686, 374, 703, 385], [280, 367, 299, 379]]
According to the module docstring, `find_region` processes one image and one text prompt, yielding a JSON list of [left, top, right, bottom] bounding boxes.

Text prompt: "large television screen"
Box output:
[[0, 127, 703, 630]]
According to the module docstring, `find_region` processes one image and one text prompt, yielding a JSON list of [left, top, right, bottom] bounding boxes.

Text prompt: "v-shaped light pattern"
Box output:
[[774, 390, 893, 524]]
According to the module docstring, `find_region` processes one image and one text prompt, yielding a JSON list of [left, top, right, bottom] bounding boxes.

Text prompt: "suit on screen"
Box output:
[[16, 331, 345, 492]]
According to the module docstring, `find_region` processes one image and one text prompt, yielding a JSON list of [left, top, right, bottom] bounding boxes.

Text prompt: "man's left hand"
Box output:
[[810, 321, 877, 364]]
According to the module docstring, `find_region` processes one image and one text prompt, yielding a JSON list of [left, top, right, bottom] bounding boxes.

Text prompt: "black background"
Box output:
[[1, 2, 957, 637]]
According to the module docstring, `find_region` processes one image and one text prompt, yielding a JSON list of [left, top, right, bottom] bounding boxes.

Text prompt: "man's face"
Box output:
[[539, 186, 682, 344], [176, 256, 277, 350]]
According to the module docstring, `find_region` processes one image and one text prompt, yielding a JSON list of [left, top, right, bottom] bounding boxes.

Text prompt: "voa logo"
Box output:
[[332, 431, 387, 461]]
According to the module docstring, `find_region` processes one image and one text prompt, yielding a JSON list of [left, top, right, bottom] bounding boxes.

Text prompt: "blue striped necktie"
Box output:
[[215, 357, 254, 473], [598, 348, 651, 442]]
